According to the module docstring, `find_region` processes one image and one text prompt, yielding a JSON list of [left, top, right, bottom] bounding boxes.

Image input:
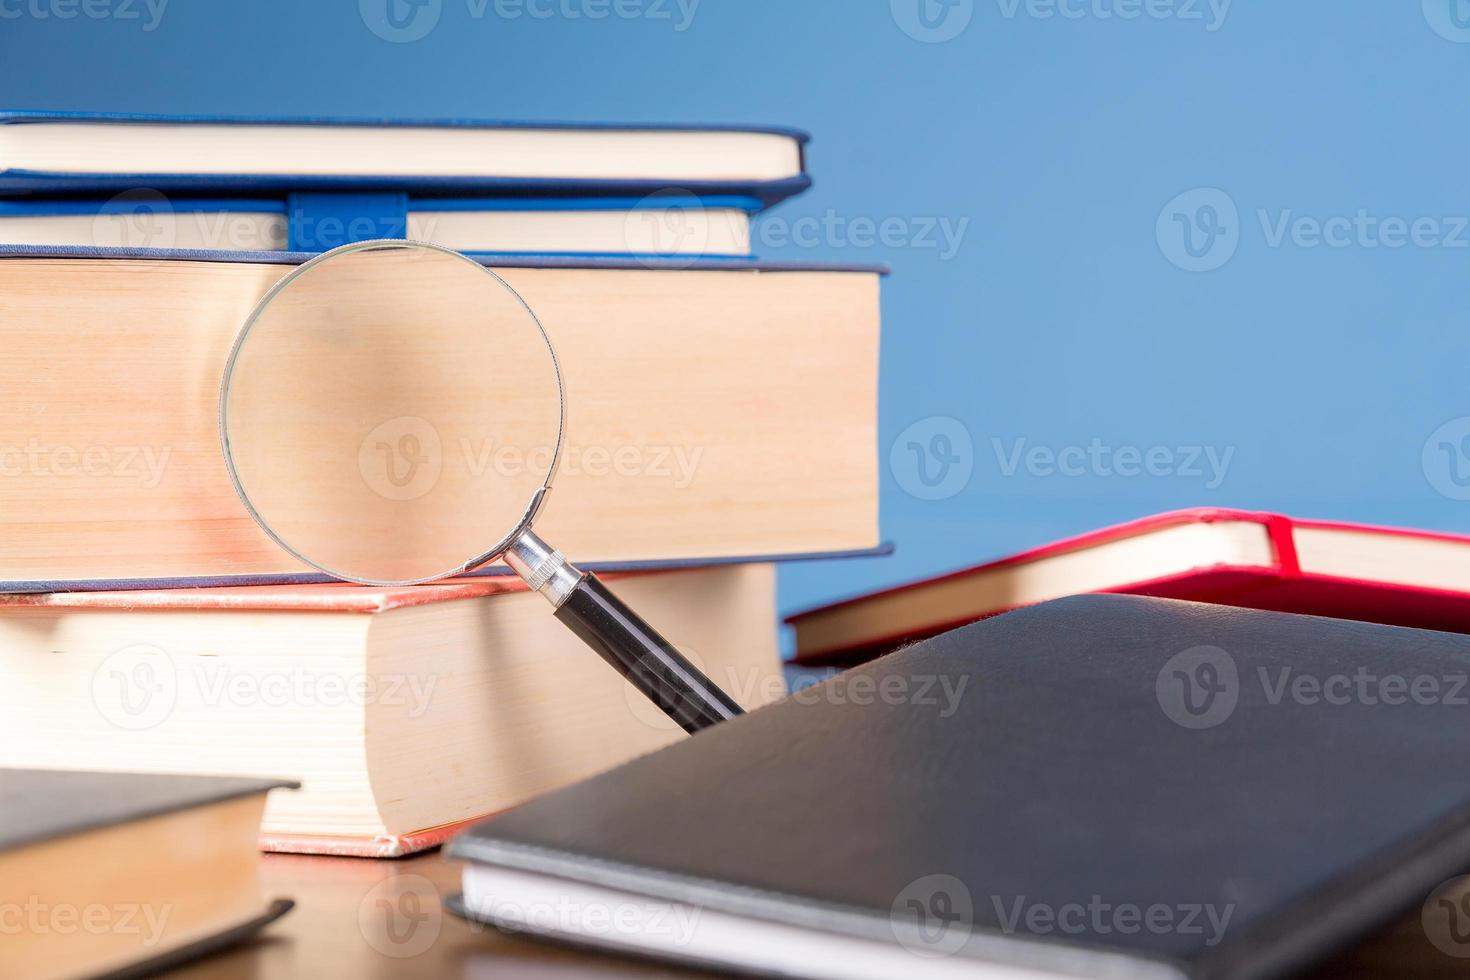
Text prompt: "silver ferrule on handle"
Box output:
[[505, 528, 583, 607]]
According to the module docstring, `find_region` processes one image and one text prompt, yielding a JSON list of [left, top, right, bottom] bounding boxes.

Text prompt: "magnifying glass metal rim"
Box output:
[[217, 238, 567, 587]]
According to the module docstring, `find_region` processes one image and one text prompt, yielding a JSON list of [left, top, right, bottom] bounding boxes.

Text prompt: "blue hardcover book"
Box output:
[[0, 245, 885, 592], [0, 193, 764, 257], [0, 111, 812, 205]]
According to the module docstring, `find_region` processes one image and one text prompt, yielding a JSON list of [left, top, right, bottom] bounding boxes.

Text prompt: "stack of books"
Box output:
[[0, 111, 885, 857]]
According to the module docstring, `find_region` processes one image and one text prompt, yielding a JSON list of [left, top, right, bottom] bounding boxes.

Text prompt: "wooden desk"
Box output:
[[166, 851, 1465, 978], [171, 852, 703, 980]]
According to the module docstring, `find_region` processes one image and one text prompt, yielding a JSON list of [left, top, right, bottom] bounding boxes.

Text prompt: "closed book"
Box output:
[[0, 111, 811, 205], [2, 769, 293, 979], [0, 563, 783, 856], [0, 247, 881, 590], [789, 507, 1470, 665], [450, 595, 1470, 980], [0, 194, 760, 257]]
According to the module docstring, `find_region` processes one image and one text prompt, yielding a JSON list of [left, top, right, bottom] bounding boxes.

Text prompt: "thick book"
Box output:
[[0, 111, 811, 205], [789, 507, 1470, 665], [450, 594, 1470, 979], [0, 194, 759, 257], [0, 247, 881, 590], [0, 563, 783, 857], [2, 769, 294, 979]]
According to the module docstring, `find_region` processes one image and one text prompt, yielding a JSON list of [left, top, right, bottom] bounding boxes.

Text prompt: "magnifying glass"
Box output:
[[218, 240, 744, 734]]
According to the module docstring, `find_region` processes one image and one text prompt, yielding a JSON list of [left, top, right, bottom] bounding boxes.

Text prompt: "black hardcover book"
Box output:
[[2, 769, 295, 980], [449, 595, 1470, 979]]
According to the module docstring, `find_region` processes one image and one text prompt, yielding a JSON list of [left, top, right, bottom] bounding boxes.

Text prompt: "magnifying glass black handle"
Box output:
[[555, 574, 746, 734], [506, 530, 745, 735]]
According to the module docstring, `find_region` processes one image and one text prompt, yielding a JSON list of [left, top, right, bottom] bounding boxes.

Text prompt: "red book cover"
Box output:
[[788, 508, 1470, 666], [259, 819, 482, 859]]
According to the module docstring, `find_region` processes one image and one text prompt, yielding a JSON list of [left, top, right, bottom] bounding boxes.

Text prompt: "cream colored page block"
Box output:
[[1294, 525, 1470, 594], [0, 564, 779, 839], [0, 260, 879, 579], [408, 207, 752, 255], [0, 260, 285, 578], [365, 563, 781, 836], [509, 267, 880, 559], [0, 607, 380, 836], [0, 212, 287, 250], [0, 125, 804, 180], [0, 209, 748, 255], [796, 520, 1274, 654]]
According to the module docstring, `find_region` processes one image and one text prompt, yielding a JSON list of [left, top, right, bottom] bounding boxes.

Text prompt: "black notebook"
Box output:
[[449, 595, 1470, 980], [2, 769, 295, 980]]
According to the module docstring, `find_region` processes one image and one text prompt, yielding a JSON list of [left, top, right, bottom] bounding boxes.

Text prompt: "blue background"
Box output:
[[4, 1, 1468, 625]]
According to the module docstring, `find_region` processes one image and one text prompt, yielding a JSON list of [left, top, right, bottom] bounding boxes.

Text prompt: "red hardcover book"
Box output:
[[788, 508, 1470, 666], [0, 564, 783, 857]]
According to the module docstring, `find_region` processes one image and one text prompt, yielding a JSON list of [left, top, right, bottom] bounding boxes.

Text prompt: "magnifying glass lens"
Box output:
[[223, 241, 743, 734], [221, 243, 563, 584]]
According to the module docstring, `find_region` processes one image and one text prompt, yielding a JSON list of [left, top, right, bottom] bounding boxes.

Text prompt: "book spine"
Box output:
[[1264, 514, 1303, 578], [286, 191, 409, 251]]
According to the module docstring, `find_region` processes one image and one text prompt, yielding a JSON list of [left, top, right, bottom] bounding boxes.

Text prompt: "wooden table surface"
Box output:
[[162, 850, 1468, 978], [173, 851, 703, 980]]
